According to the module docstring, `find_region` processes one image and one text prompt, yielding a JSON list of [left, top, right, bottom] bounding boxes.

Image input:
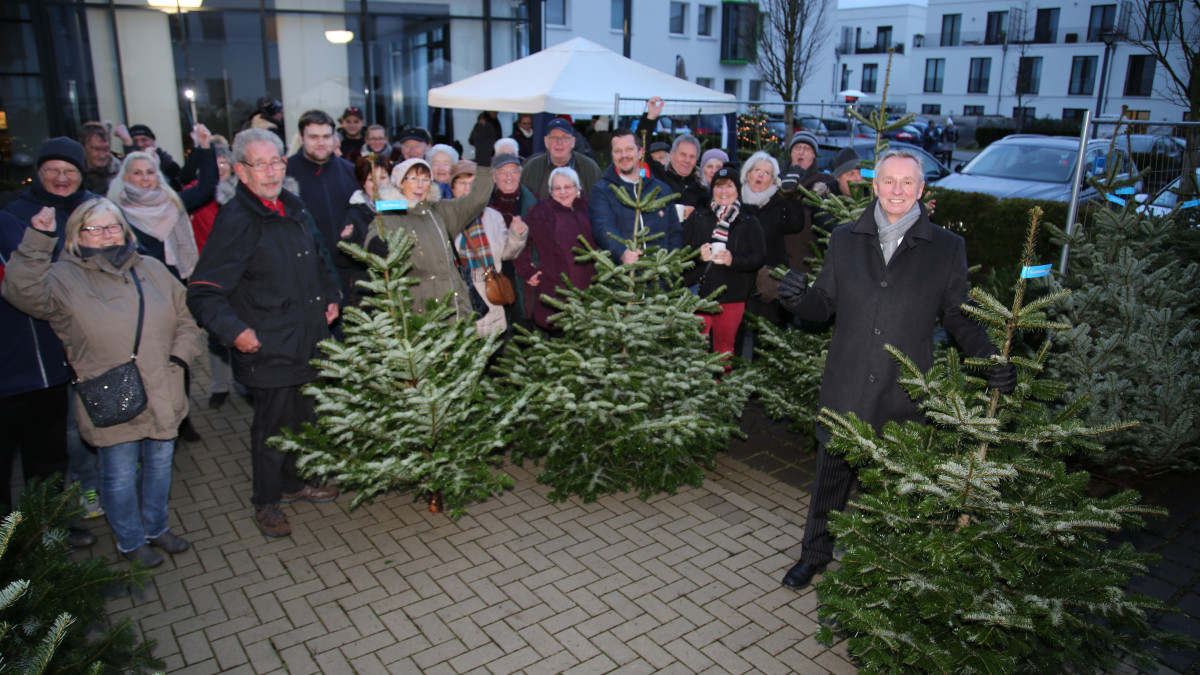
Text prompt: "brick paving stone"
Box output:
[[563, 653, 619, 675], [557, 625, 602, 662], [522, 650, 580, 675], [446, 615, 491, 649], [663, 637, 714, 671], [412, 637, 469, 670], [516, 622, 566, 658], [626, 633, 677, 669]]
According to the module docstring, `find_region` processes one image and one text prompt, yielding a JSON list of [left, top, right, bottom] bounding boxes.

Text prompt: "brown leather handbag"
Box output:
[[483, 267, 515, 305]]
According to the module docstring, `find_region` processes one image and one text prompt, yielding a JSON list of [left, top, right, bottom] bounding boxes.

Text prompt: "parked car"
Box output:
[[816, 140, 952, 184], [933, 135, 1141, 202], [881, 124, 922, 144], [1136, 168, 1200, 217]]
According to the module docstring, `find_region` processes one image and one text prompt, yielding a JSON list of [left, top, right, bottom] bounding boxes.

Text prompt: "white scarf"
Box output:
[[119, 183, 199, 278], [741, 183, 778, 207]]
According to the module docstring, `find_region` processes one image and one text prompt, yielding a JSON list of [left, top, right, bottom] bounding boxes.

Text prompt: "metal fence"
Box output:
[[1091, 117, 1200, 199]]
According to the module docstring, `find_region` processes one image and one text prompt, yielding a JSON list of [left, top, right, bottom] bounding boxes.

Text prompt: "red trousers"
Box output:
[[699, 302, 746, 363]]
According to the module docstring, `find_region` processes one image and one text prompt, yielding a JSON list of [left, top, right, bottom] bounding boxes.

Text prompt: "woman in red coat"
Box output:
[[515, 167, 596, 334]]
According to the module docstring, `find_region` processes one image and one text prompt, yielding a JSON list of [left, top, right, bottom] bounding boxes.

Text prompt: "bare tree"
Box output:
[[754, 0, 831, 135]]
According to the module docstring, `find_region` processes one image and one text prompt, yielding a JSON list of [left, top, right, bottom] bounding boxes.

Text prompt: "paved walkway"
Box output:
[[83, 368, 1195, 673]]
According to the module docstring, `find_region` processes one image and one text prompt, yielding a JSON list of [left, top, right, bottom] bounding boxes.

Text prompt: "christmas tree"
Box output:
[[495, 230, 756, 503], [272, 229, 531, 518], [0, 480, 161, 673], [1048, 144, 1200, 480], [736, 104, 781, 154], [813, 209, 1193, 672]]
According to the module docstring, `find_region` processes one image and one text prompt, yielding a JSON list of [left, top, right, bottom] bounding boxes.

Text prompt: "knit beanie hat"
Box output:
[[709, 164, 741, 197], [787, 130, 819, 155], [390, 157, 431, 186], [127, 124, 155, 140], [832, 147, 861, 179], [700, 148, 729, 171], [37, 137, 86, 172]]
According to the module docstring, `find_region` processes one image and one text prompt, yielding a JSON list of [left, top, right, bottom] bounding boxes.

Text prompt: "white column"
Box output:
[[274, 0, 352, 144], [111, 9, 184, 159]]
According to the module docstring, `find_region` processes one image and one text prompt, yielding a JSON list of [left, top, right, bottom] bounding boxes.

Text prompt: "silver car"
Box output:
[[934, 135, 1140, 202]]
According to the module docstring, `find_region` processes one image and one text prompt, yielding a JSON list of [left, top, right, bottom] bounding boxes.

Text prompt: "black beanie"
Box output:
[[37, 137, 86, 172], [127, 124, 155, 140], [710, 163, 741, 197], [832, 147, 862, 179]]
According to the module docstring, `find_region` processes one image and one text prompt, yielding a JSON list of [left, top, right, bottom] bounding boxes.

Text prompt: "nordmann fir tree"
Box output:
[[271, 218, 532, 519], [813, 209, 1192, 672], [1048, 136, 1200, 480], [750, 48, 906, 438], [495, 130, 755, 503]]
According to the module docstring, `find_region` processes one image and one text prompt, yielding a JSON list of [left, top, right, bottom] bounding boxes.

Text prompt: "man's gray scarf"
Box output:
[[875, 200, 921, 264]]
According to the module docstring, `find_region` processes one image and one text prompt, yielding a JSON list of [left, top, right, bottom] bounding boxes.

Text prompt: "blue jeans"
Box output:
[[97, 438, 175, 552], [65, 384, 100, 494]]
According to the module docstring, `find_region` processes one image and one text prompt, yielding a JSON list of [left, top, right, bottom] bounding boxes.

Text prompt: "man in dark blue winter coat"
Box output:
[[588, 127, 682, 264]]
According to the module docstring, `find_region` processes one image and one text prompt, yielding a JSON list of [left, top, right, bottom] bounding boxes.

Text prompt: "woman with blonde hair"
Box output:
[[1, 198, 203, 568]]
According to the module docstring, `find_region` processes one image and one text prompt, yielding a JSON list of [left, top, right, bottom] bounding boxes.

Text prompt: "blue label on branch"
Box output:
[[1020, 264, 1053, 279], [1107, 194, 1127, 206], [1114, 187, 1136, 195], [860, 169, 875, 178], [1181, 199, 1200, 210], [376, 200, 409, 211]]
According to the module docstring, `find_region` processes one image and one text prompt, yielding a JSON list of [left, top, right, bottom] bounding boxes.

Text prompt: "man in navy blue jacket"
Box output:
[[285, 109, 359, 297], [588, 127, 682, 263]]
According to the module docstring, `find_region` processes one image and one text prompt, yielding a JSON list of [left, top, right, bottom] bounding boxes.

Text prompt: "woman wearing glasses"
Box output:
[[362, 156, 494, 319], [739, 151, 799, 329], [1, 199, 203, 568]]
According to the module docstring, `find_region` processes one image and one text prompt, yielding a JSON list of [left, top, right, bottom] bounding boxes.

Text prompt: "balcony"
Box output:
[[854, 42, 905, 55], [920, 25, 1107, 47]]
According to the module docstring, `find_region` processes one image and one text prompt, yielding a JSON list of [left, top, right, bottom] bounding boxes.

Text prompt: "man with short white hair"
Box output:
[[493, 137, 520, 157], [637, 97, 709, 218], [520, 118, 601, 201], [187, 128, 341, 539], [774, 149, 1015, 591]]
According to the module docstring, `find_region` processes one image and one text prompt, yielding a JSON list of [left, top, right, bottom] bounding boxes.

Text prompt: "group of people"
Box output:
[[2, 95, 1014, 597]]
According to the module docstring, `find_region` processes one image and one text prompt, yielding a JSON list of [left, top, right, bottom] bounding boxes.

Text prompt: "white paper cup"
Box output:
[[710, 242, 727, 253]]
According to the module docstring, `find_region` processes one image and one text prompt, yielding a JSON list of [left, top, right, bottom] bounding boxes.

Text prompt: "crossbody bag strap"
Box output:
[[129, 269, 146, 360]]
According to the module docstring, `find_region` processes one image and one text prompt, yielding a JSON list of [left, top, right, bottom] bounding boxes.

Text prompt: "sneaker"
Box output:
[[148, 531, 190, 554], [122, 544, 164, 568], [255, 503, 291, 538], [68, 525, 96, 548], [81, 490, 105, 519], [280, 484, 338, 504]]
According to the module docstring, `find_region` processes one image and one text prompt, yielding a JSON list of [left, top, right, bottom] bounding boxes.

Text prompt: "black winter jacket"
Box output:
[[285, 153, 359, 284], [788, 201, 995, 442], [186, 184, 340, 388], [681, 207, 766, 303]]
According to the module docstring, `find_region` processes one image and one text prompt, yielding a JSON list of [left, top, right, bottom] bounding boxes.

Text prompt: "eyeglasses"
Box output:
[[41, 167, 81, 179], [750, 168, 772, 177], [242, 159, 286, 173], [546, 134, 573, 144], [551, 184, 578, 193], [80, 224, 123, 236], [404, 176, 432, 185], [494, 168, 521, 178]]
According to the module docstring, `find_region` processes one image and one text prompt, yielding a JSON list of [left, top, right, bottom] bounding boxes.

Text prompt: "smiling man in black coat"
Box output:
[[775, 149, 1016, 590]]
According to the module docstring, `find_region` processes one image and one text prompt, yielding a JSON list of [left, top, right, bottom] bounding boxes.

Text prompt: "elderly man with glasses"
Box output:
[[187, 128, 342, 539], [520, 118, 601, 201]]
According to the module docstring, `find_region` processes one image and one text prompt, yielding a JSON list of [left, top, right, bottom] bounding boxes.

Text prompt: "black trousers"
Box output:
[[799, 437, 860, 566], [0, 384, 69, 510], [246, 385, 313, 506]]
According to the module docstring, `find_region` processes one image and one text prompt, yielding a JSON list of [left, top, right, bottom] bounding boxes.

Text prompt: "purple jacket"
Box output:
[[516, 196, 596, 329]]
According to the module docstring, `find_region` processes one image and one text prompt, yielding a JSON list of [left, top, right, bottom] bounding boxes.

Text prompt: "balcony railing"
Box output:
[[854, 42, 905, 55], [918, 26, 1110, 47]]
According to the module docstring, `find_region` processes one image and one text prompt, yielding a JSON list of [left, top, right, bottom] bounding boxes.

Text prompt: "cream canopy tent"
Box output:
[[427, 37, 738, 117]]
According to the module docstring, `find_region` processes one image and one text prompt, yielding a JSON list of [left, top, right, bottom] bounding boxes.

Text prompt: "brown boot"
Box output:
[[280, 484, 338, 504], [255, 503, 291, 537]]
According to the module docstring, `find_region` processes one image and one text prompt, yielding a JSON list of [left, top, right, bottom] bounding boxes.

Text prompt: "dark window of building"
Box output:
[[940, 14, 961, 46], [963, 105, 985, 116], [610, 0, 623, 30], [721, 2, 759, 63], [861, 63, 878, 93], [547, 0, 565, 26], [924, 58, 945, 92], [985, 11, 1008, 44], [749, 79, 763, 100], [1144, 0, 1176, 40], [1068, 55, 1097, 95], [922, 104, 942, 114], [876, 25, 893, 50], [198, 12, 225, 41], [696, 76, 714, 88], [968, 57, 991, 93], [698, 5, 715, 37], [840, 64, 851, 90], [1063, 108, 1088, 123], [1088, 4, 1116, 41], [670, 2, 687, 35], [1017, 56, 1042, 94], [1034, 8, 1059, 42], [1013, 107, 1036, 125], [1124, 54, 1156, 95], [724, 78, 740, 97]]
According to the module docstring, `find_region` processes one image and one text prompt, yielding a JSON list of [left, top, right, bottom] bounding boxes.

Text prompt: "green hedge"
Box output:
[[929, 188, 1096, 279]]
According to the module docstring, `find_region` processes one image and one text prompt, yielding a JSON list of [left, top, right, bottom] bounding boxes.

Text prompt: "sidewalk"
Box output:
[[88, 372, 1196, 673]]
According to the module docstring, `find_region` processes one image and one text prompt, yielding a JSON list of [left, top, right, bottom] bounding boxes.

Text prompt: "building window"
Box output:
[[698, 5, 715, 37], [696, 76, 714, 88], [1144, 0, 1177, 40], [940, 14, 961, 46], [1068, 55, 1098, 95], [749, 79, 763, 100], [861, 63, 878, 93], [547, 0, 566, 26], [720, 2, 759, 63], [963, 105, 985, 116], [840, 64, 851, 90], [1017, 56, 1042, 94], [1124, 54, 1156, 95], [924, 58, 945, 93], [1013, 107, 1036, 125], [1088, 4, 1117, 41], [967, 57, 991, 94], [1034, 8, 1060, 43], [876, 25, 893, 50], [985, 11, 1008, 44], [1063, 108, 1088, 123], [610, 0, 625, 31], [922, 104, 942, 114], [670, 2, 688, 35], [724, 78, 741, 97]]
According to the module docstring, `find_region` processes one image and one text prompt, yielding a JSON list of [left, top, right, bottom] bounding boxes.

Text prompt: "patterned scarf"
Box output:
[[490, 188, 521, 226], [457, 217, 494, 270], [711, 202, 740, 246]]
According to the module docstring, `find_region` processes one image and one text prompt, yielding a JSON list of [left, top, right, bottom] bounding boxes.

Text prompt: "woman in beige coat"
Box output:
[[1, 198, 203, 568]]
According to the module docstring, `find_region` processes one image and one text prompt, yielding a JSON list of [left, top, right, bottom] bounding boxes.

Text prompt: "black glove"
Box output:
[[777, 269, 808, 315], [780, 170, 801, 193], [986, 362, 1017, 394]]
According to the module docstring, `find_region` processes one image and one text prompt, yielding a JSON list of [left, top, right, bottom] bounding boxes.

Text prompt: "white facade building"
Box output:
[[832, 3, 926, 107]]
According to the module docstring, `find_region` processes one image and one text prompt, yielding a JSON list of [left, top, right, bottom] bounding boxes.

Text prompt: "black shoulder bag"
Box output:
[[75, 271, 148, 427]]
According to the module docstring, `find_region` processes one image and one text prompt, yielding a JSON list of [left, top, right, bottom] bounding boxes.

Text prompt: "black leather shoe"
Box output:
[[208, 392, 228, 409], [68, 525, 96, 548], [781, 560, 825, 590]]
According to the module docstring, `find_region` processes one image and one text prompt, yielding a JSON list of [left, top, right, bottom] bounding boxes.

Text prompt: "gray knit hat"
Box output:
[[832, 147, 861, 179], [787, 130, 819, 155]]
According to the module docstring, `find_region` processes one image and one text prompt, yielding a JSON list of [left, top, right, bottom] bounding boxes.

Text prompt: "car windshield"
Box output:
[[1151, 169, 1200, 208], [963, 143, 1076, 183]]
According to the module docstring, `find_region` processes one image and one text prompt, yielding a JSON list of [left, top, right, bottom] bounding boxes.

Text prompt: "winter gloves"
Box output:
[[777, 269, 808, 315], [987, 362, 1018, 394]]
